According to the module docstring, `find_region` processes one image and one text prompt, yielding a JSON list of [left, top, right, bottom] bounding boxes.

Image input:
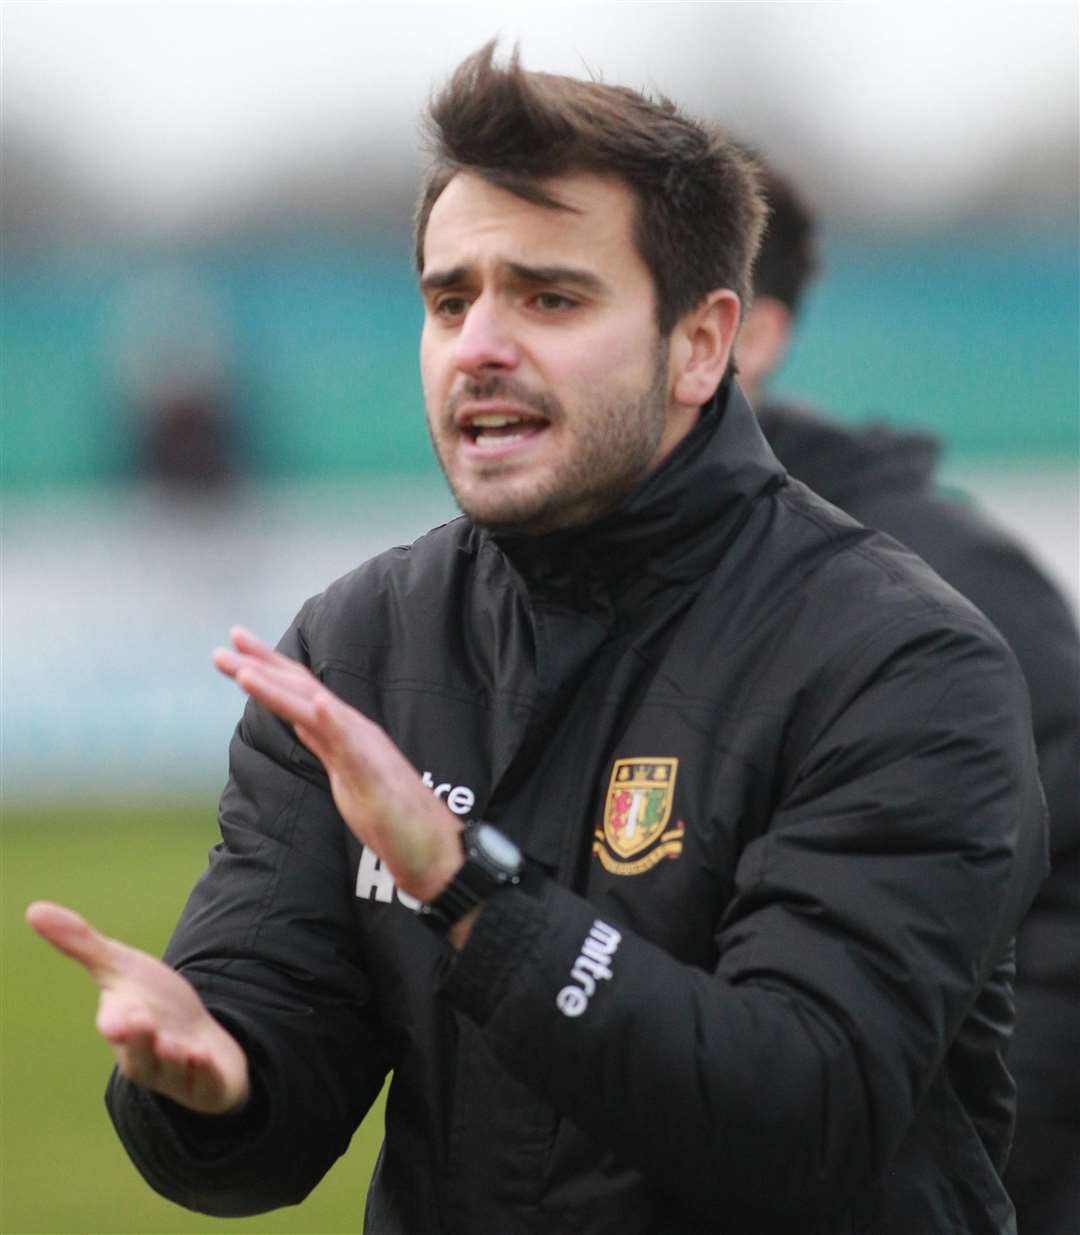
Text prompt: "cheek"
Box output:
[[557, 319, 659, 392]]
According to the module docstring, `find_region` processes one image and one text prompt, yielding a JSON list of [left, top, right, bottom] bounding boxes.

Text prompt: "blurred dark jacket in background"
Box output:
[[760, 399, 1080, 1235]]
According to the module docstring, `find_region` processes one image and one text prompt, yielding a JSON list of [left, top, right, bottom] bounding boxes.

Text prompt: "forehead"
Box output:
[[421, 171, 647, 282]]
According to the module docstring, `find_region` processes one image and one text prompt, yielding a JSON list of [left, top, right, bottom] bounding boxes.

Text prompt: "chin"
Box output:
[[460, 490, 612, 537], [455, 486, 559, 535], [459, 503, 546, 534]]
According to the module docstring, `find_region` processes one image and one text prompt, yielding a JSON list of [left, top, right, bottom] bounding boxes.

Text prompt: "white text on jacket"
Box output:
[[556, 920, 622, 1017], [355, 770, 475, 907]]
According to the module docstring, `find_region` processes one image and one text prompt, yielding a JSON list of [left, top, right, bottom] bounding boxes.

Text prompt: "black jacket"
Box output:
[[759, 399, 1080, 1235], [107, 386, 1047, 1234]]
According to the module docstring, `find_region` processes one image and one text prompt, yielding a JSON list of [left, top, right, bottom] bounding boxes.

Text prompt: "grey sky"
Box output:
[[3, 1, 1077, 228]]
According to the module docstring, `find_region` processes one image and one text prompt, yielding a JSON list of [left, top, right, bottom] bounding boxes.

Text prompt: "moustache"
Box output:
[[447, 376, 562, 422]]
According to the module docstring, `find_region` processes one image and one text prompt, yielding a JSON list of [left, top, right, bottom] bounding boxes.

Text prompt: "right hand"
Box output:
[[213, 627, 464, 903], [26, 900, 250, 1116]]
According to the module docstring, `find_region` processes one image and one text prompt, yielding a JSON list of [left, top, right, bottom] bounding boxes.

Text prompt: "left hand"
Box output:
[[213, 626, 463, 903]]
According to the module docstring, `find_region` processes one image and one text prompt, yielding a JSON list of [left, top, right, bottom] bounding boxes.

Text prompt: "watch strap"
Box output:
[[418, 821, 522, 934]]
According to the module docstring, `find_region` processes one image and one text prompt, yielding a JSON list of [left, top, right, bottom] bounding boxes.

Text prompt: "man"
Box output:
[[28, 44, 1047, 1234], [738, 162, 1080, 1235]]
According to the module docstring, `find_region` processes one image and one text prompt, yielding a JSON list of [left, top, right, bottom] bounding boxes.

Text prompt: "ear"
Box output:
[[733, 297, 793, 404], [670, 289, 742, 408]]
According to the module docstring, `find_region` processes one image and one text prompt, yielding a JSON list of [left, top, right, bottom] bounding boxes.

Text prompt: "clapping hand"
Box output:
[[25, 901, 250, 1114], [212, 626, 463, 904]]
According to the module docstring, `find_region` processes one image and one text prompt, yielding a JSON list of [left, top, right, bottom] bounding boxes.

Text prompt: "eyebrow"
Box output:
[[505, 262, 608, 295], [419, 261, 608, 296], [419, 266, 470, 293]]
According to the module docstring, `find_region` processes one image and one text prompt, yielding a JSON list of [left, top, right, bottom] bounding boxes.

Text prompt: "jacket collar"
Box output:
[[481, 379, 786, 612]]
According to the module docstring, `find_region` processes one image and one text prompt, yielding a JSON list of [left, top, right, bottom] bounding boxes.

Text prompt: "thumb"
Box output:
[[26, 901, 118, 981]]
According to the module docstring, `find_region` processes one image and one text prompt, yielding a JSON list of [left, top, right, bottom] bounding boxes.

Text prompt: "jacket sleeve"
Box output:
[[105, 605, 390, 1217], [870, 489, 1079, 854], [864, 491, 1080, 1227], [938, 522, 1080, 1227], [440, 614, 1048, 1221]]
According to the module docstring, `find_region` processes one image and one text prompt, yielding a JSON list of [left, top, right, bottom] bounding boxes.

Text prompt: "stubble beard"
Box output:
[[432, 341, 671, 536]]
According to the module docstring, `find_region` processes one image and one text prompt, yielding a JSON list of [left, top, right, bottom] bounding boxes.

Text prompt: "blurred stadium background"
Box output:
[[3, 3, 1077, 1232]]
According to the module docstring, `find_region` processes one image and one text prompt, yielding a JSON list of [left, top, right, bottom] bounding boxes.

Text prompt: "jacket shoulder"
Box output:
[[771, 477, 1010, 652], [294, 516, 477, 655]]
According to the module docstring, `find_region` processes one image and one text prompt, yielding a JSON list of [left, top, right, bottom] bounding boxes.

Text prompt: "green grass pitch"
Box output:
[[3, 803, 386, 1235]]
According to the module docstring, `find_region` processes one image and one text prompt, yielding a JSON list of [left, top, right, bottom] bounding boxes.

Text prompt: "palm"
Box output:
[[319, 728, 453, 895], [26, 901, 249, 1115]]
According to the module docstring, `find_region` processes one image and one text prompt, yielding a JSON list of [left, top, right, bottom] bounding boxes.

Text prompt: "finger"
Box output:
[[158, 1046, 234, 1114], [218, 635, 323, 699], [154, 1029, 188, 1064], [135, 1033, 240, 1115], [299, 697, 396, 772], [295, 693, 372, 770], [153, 1052, 200, 1102], [230, 626, 300, 669], [112, 1029, 160, 1087], [214, 642, 311, 681], [25, 901, 118, 979], [234, 663, 324, 731], [96, 995, 156, 1043], [212, 646, 243, 678], [154, 1035, 212, 1097], [215, 624, 295, 677], [230, 624, 270, 654], [237, 651, 321, 694], [185, 1054, 240, 1114]]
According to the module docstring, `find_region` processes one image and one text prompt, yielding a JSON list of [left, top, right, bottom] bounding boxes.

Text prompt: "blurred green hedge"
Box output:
[[4, 227, 1077, 492]]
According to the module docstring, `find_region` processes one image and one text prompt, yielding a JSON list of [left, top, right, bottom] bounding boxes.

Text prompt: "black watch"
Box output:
[[418, 821, 523, 934]]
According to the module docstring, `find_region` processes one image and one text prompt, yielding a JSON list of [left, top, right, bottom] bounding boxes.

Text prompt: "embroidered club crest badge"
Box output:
[[594, 757, 684, 876]]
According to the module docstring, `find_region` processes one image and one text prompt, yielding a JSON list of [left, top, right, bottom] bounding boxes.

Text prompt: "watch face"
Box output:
[[475, 823, 522, 870]]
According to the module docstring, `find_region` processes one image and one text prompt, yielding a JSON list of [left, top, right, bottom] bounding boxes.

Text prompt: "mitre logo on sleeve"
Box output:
[[594, 757, 685, 876]]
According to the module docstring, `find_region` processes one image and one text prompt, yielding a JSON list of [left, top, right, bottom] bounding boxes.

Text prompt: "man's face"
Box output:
[[419, 171, 679, 535]]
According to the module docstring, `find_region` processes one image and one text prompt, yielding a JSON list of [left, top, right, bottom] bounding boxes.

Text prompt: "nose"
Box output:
[[452, 294, 520, 377]]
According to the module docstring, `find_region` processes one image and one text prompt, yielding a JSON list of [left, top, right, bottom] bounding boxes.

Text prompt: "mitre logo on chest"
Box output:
[[594, 757, 685, 876]]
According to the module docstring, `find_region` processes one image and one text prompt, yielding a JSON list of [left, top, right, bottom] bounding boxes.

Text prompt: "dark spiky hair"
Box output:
[[751, 162, 820, 315], [414, 41, 766, 335]]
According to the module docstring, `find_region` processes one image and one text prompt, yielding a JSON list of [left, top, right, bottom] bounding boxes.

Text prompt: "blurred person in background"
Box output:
[[28, 44, 1048, 1235], [109, 269, 241, 491], [738, 160, 1080, 1235]]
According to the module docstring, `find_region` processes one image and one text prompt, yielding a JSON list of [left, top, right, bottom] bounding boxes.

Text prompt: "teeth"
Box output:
[[474, 431, 525, 449], [470, 414, 522, 428]]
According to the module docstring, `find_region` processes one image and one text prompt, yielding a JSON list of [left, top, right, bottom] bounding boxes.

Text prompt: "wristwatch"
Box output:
[[418, 820, 523, 934]]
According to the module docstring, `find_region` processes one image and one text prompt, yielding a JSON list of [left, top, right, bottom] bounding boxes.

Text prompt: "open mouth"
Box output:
[[463, 412, 549, 450]]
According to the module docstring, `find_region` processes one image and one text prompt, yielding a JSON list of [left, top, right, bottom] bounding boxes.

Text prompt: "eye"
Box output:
[[532, 291, 577, 313], [433, 296, 470, 321]]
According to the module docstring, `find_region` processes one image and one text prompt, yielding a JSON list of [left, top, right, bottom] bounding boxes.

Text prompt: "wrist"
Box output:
[[418, 821, 524, 936], [413, 826, 466, 904]]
